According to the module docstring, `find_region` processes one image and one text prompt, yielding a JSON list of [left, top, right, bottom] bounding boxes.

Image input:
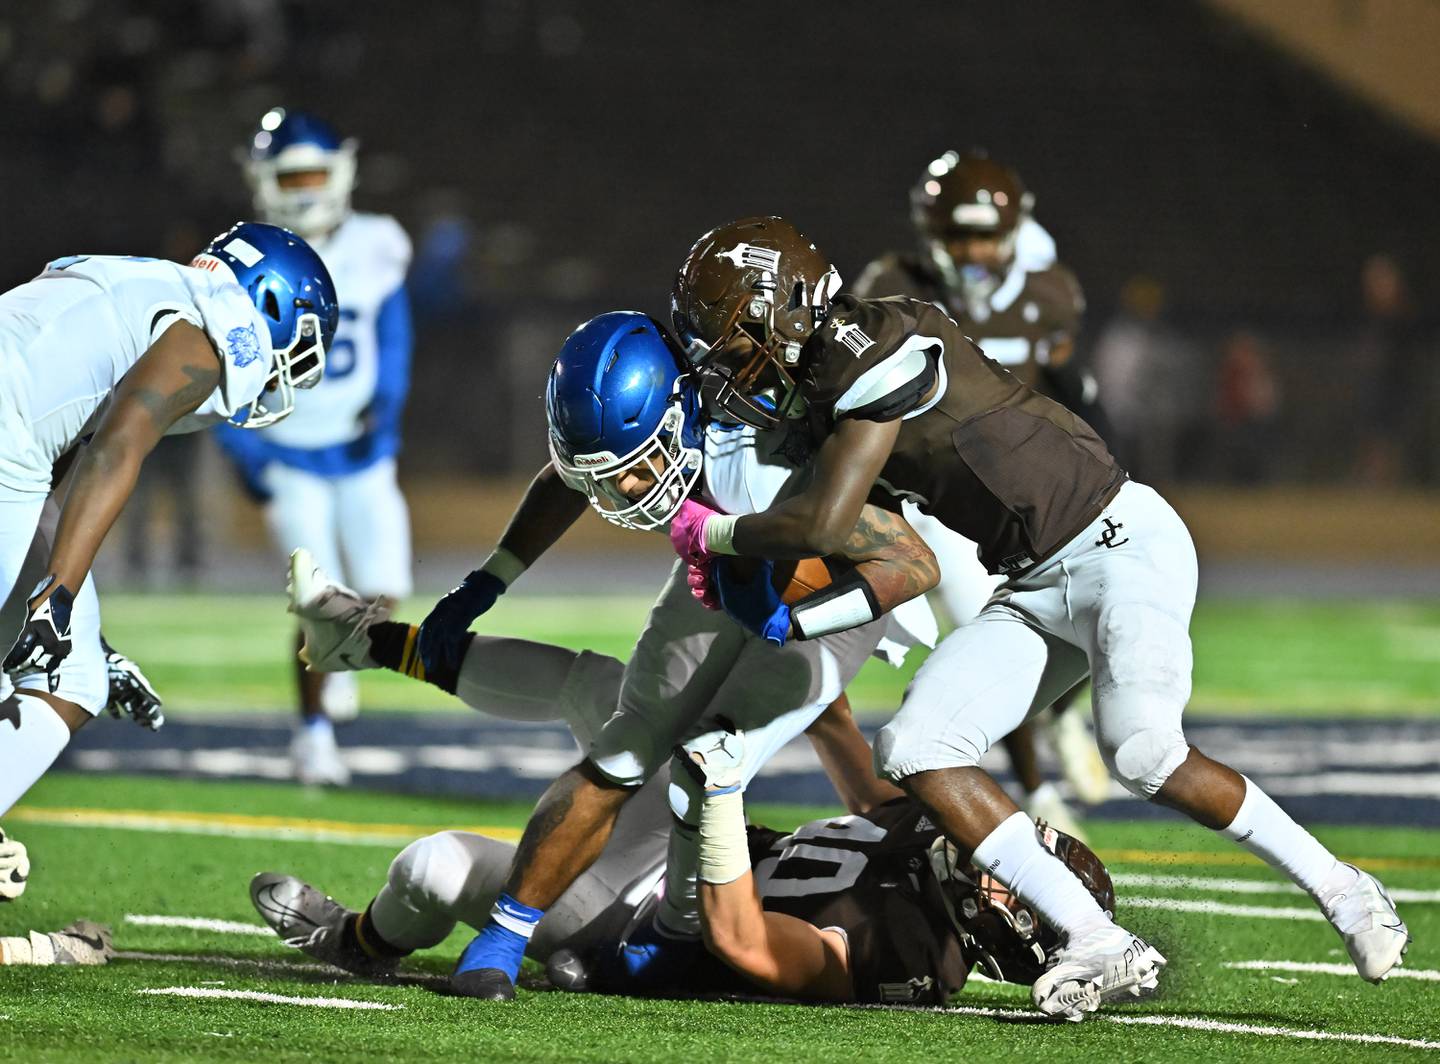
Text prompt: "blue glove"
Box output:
[[712, 559, 791, 646], [417, 570, 505, 673]]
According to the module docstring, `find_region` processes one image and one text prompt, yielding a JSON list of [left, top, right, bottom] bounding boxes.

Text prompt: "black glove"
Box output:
[[101, 636, 165, 731], [416, 570, 505, 674], [3, 577, 75, 675]]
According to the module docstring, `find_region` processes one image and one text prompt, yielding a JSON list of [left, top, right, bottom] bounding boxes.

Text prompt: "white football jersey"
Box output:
[[258, 212, 410, 450], [700, 421, 937, 661], [0, 255, 272, 494]]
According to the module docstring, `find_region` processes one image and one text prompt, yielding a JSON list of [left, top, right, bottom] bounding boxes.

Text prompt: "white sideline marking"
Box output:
[[136, 986, 401, 1010], [1122, 897, 1324, 921], [125, 915, 272, 937], [1114, 873, 1440, 904], [935, 1006, 1440, 1050], [1225, 960, 1440, 982]]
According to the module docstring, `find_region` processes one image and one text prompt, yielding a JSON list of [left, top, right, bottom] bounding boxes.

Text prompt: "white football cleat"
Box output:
[[291, 719, 351, 787], [1032, 921, 1165, 1021], [287, 548, 390, 673], [1045, 708, 1112, 806], [1319, 864, 1410, 983], [249, 872, 393, 976], [1024, 783, 1088, 844]]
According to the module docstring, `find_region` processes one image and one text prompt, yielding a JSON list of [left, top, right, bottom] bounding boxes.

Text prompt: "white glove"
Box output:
[[675, 718, 746, 796], [0, 828, 30, 901]]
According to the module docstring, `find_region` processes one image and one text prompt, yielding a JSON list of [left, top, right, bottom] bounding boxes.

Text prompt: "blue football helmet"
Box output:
[[546, 312, 703, 531], [192, 221, 340, 429], [243, 108, 357, 239]]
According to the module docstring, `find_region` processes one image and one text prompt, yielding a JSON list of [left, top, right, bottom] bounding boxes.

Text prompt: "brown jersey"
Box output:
[[852, 253, 1084, 391], [747, 798, 970, 1004], [798, 293, 1124, 575]]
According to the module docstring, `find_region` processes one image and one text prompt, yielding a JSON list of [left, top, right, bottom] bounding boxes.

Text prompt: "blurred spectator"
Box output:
[[1091, 276, 1209, 485], [1353, 253, 1434, 483], [1213, 329, 1282, 483]]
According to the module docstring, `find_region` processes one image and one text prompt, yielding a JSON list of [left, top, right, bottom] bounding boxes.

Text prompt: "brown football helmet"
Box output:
[[671, 216, 842, 429], [929, 820, 1115, 985], [909, 150, 1034, 306]]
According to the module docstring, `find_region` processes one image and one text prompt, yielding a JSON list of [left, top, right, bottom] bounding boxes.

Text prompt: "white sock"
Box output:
[[655, 821, 703, 938], [971, 811, 1110, 940], [1222, 776, 1339, 897], [0, 693, 72, 816]]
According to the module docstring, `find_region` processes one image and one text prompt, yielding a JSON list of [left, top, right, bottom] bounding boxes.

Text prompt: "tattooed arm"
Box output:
[[41, 321, 222, 597], [830, 502, 940, 615]]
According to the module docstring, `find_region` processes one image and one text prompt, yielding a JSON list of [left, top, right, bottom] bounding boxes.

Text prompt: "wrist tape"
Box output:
[[480, 547, 527, 589], [697, 789, 750, 884]]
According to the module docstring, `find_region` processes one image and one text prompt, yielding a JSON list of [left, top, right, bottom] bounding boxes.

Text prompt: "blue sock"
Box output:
[[453, 893, 544, 982]]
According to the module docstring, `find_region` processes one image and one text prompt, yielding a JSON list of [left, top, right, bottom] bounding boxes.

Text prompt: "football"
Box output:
[[775, 557, 837, 604]]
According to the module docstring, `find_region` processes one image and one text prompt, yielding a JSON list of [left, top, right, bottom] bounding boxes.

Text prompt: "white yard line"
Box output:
[[135, 986, 402, 1010], [1224, 960, 1440, 982], [1113, 873, 1440, 904], [125, 915, 273, 937], [934, 1006, 1440, 1051], [1122, 897, 1325, 921]]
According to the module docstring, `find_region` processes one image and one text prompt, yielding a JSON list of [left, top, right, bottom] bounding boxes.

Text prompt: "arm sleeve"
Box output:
[[366, 283, 414, 433]]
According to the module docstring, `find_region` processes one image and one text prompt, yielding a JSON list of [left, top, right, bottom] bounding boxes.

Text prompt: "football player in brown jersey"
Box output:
[[853, 150, 1112, 833], [668, 216, 1409, 1019]]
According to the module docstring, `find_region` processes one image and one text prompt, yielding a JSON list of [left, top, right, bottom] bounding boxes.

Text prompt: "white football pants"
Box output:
[[262, 457, 412, 599], [876, 480, 1197, 799]]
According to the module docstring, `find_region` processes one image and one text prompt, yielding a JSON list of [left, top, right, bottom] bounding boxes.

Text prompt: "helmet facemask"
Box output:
[[926, 224, 1021, 312], [550, 393, 703, 531], [247, 141, 357, 240], [237, 310, 328, 429], [927, 821, 1114, 985]]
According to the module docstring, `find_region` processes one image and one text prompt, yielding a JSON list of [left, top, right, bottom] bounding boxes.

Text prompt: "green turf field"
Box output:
[[98, 593, 1440, 717], [3, 774, 1437, 1063]]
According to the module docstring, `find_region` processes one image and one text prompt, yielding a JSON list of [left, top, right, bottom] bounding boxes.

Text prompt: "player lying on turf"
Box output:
[[405, 312, 946, 1000], [0, 223, 338, 820], [666, 216, 1411, 1018], [284, 311, 943, 999], [0, 828, 112, 967], [249, 699, 1116, 1005]]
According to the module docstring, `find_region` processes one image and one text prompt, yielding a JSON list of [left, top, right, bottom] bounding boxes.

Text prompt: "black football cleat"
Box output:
[[544, 948, 591, 992], [450, 967, 517, 1000]]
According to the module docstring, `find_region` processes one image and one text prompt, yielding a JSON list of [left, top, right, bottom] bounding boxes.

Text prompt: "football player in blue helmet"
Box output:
[[221, 107, 415, 785], [0, 221, 336, 821], [546, 311, 703, 532]]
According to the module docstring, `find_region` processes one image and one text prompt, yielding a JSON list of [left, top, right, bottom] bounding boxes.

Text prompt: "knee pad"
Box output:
[[386, 831, 476, 912], [1100, 726, 1189, 798], [1092, 603, 1193, 797]]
